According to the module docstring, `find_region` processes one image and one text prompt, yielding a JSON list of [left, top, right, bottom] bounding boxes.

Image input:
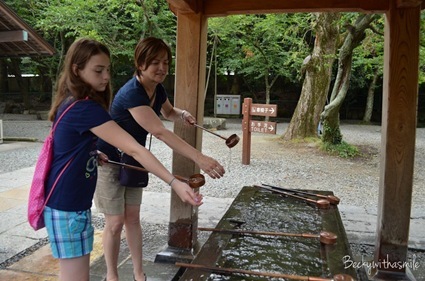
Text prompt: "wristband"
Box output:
[[168, 177, 176, 186], [181, 110, 186, 120]]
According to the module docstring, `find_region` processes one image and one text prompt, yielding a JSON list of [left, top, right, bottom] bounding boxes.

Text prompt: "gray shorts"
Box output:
[[94, 165, 143, 215]]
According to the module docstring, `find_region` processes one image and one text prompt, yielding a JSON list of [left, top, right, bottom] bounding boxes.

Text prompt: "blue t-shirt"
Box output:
[[45, 99, 111, 211], [97, 77, 167, 161]]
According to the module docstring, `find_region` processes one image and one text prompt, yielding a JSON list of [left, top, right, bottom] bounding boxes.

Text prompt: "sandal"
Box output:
[[133, 273, 147, 281]]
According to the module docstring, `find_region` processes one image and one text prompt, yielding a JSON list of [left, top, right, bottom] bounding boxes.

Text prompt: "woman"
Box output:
[[94, 37, 225, 281], [44, 38, 202, 281]]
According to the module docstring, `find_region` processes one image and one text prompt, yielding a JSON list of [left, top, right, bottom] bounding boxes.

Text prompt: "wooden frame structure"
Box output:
[[0, 2, 55, 57], [162, 1, 423, 280]]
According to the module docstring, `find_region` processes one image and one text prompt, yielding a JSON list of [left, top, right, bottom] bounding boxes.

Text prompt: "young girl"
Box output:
[[43, 38, 202, 281]]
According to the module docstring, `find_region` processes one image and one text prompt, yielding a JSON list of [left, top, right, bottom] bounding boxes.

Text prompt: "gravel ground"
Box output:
[[1, 115, 424, 222], [1, 114, 424, 279]]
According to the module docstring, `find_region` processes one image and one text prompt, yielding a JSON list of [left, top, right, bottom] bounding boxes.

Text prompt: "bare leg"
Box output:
[[59, 254, 90, 281], [103, 214, 125, 281], [124, 204, 146, 281]]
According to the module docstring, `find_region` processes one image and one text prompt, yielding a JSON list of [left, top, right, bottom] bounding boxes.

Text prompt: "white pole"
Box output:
[[0, 119, 3, 144]]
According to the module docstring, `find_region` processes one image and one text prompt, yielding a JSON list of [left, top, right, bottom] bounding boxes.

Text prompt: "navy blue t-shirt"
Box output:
[[45, 99, 111, 211], [97, 77, 167, 160]]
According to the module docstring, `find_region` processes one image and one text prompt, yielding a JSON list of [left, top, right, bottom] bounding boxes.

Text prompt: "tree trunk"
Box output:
[[229, 74, 240, 95], [363, 67, 380, 123], [321, 14, 380, 144], [264, 71, 278, 122], [283, 12, 340, 140]]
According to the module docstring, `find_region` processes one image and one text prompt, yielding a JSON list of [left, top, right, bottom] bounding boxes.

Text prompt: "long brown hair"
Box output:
[[48, 38, 112, 121], [134, 37, 172, 77]]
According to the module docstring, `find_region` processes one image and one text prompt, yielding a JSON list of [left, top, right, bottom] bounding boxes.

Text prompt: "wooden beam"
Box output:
[[167, 0, 201, 14], [397, 0, 423, 8], [202, 0, 389, 16], [0, 30, 28, 43], [168, 11, 207, 251], [0, 1, 55, 56], [373, 1, 420, 279]]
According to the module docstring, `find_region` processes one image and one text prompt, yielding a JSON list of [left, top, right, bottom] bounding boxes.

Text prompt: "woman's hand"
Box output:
[[181, 110, 196, 126], [171, 180, 204, 206], [197, 154, 225, 179]]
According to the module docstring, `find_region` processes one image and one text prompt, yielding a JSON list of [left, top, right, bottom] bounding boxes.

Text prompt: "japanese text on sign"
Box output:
[[250, 121, 277, 134], [250, 104, 277, 117]]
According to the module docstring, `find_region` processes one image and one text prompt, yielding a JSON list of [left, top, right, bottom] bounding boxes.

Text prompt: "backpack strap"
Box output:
[[51, 100, 80, 134], [43, 156, 74, 209], [43, 100, 80, 208]]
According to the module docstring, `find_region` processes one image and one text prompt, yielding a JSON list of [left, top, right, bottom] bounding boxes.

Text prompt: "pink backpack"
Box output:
[[27, 101, 78, 230]]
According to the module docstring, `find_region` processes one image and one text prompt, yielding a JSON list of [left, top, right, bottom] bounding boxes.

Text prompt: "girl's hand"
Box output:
[[96, 150, 109, 166], [171, 180, 204, 206]]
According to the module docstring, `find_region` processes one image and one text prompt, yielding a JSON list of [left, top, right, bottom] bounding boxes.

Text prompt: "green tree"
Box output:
[[320, 13, 380, 144], [4, 0, 175, 105], [283, 12, 341, 140], [351, 15, 384, 123], [208, 13, 312, 118]]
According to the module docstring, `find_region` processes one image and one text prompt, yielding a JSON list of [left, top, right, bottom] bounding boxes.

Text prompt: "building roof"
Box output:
[[0, 1, 55, 58]]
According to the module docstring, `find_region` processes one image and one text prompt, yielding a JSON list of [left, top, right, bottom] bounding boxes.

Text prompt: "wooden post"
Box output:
[[155, 11, 208, 263], [242, 98, 252, 165], [372, 2, 420, 280]]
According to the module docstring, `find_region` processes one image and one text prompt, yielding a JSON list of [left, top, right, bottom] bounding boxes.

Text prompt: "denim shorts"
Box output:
[[94, 165, 143, 215], [44, 206, 94, 259]]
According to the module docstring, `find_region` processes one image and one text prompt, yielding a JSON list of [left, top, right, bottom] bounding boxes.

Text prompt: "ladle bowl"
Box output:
[[225, 134, 240, 148], [316, 199, 331, 209], [193, 123, 240, 148], [332, 274, 355, 281], [326, 195, 341, 205], [174, 174, 205, 188], [319, 231, 337, 245]]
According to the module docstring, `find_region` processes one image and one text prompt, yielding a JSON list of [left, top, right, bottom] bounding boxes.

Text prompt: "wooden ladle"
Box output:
[[174, 174, 205, 188], [255, 185, 330, 209], [176, 262, 354, 281], [262, 183, 340, 205], [106, 160, 205, 188], [197, 227, 337, 245], [193, 123, 240, 148]]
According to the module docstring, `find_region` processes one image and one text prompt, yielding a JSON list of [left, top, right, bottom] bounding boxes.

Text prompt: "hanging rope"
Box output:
[[204, 34, 218, 102]]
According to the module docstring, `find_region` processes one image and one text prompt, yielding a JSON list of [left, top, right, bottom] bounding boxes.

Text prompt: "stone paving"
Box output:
[[0, 163, 424, 280], [0, 115, 424, 280]]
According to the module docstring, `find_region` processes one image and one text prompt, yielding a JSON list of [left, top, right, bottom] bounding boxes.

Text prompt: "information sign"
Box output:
[[250, 104, 277, 117], [249, 121, 277, 134]]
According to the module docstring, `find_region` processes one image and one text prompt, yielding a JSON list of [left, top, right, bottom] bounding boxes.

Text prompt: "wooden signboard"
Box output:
[[250, 121, 277, 134], [242, 98, 278, 165], [250, 104, 277, 117]]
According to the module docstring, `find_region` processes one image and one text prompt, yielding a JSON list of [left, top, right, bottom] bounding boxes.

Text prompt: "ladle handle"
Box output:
[[256, 185, 316, 204], [107, 159, 148, 172], [108, 160, 202, 189], [262, 183, 339, 202], [174, 174, 189, 183], [193, 123, 227, 140], [197, 227, 318, 238], [176, 262, 334, 281]]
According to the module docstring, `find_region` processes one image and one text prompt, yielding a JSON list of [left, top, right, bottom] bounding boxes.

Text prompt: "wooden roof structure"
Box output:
[[0, 1, 55, 57], [163, 0, 423, 279]]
